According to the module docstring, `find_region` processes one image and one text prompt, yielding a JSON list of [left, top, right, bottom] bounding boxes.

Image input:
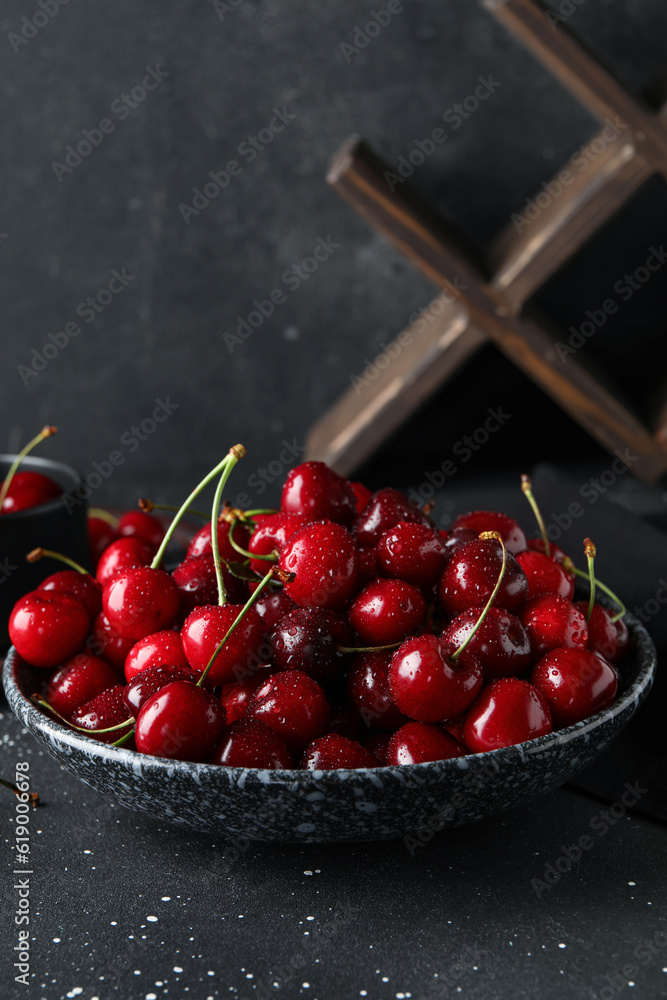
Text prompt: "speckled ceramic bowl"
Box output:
[[3, 613, 656, 843]]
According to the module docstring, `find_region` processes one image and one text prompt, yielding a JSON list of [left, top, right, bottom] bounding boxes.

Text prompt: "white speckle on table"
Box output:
[[558, 943, 566, 949], [174, 966, 183, 973], [162, 896, 171, 901], [628, 881, 636, 886], [146, 916, 158, 922], [53, 938, 61, 943]]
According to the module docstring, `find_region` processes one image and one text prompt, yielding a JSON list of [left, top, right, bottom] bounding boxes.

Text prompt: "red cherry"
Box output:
[[181, 604, 266, 685], [348, 578, 426, 646], [219, 667, 275, 724], [515, 549, 574, 601], [247, 512, 311, 575], [386, 722, 467, 765], [281, 461, 357, 527], [439, 538, 528, 617], [269, 608, 351, 680], [172, 552, 246, 616], [1, 470, 62, 513], [442, 606, 531, 680], [519, 594, 588, 658], [122, 663, 198, 717], [253, 590, 296, 630], [186, 518, 251, 562], [118, 509, 165, 549], [88, 516, 119, 566], [388, 634, 482, 723], [46, 654, 121, 718], [443, 713, 466, 745], [526, 537, 569, 564], [95, 537, 155, 587], [211, 718, 294, 769], [452, 511, 526, 554], [463, 678, 552, 752], [346, 651, 408, 730], [357, 546, 378, 585], [354, 487, 432, 548], [575, 603, 629, 664], [124, 629, 189, 682], [247, 670, 330, 751], [90, 612, 137, 671], [301, 733, 378, 770], [135, 680, 226, 762], [9, 591, 90, 669], [442, 527, 478, 561], [531, 647, 618, 728], [279, 520, 360, 612], [38, 570, 102, 620], [376, 521, 448, 589], [350, 480, 372, 515], [103, 566, 181, 641], [70, 685, 133, 744]]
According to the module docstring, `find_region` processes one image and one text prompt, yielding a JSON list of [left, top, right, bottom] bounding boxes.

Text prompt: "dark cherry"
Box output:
[[46, 654, 121, 718], [463, 677, 552, 752], [388, 634, 482, 723], [247, 670, 330, 751], [103, 566, 181, 641], [442, 713, 466, 745], [211, 718, 294, 769], [38, 570, 103, 621], [442, 527, 478, 561], [519, 594, 588, 658], [70, 685, 133, 744], [376, 521, 448, 589], [219, 667, 276, 724], [575, 603, 630, 665], [88, 516, 119, 566], [439, 538, 528, 617], [9, 591, 90, 669], [172, 552, 246, 616], [451, 510, 526, 555], [135, 680, 226, 762], [1, 470, 62, 513], [118, 510, 165, 550], [354, 487, 432, 548], [253, 590, 296, 630], [346, 651, 408, 730], [531, 647, 618, 728], [442, 606, 532, 680], [279, 519, 360, 612], [357, 546, 378, 585], [281, 460, 357, 527], [348, 578, 426, 646], [270, 607, 351, 680], [515, 549, 575, 601], [350, 480, 372, 515], [124, 629, 190, 682], [248, 512, 311, 574], [186, 518, 250, 562], [386, 722, 467, 765], [301, 733, 378, 770], [181, 604, 266, 685], [122, 663, 198, 717], [90, 612, 137, 672], [95, 536, 156, 587], [526, 537, 569, 564]]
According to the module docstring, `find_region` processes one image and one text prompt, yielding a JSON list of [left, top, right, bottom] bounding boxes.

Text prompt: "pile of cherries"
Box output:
[[11, 448, 629, 771]]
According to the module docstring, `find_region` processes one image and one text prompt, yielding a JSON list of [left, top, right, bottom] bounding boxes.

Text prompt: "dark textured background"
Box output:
[[2, 0, 667, 510]]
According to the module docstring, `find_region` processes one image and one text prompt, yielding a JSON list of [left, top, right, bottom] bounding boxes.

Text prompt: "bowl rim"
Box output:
[[0, 454, 84, 520], [3, 609, 657, 785]]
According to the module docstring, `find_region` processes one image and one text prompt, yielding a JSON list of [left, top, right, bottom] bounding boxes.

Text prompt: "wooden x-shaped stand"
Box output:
[[305, 0, 667, 483]]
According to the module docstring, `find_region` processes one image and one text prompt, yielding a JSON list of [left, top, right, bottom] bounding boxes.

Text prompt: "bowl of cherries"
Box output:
[[3, 447, 656, 842]]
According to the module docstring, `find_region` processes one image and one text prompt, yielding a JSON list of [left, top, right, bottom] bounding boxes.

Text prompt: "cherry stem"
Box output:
[[26, 547, 90, 575], [139, 498, 208, 519], [211, 458, 244, 606], [31, 695, 134, 734], [112, 728, 136, 748], [565, 561, 627, 623], [88, 507, 119, 527], [0, 425, 57, 510], [0, 776, 39, 807], [521, 474, 550, 557], [228, 517, 277, 562], [150, 444, 246, 570], [337, 642, 401, 654], [196, 565, 280, 689], [451, 531, 507, 661], [584, 537, 596, 623]]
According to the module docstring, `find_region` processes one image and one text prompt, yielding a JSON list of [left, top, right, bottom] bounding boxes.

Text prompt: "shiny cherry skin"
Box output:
[[301, 733, 378, 770], [452, 511, 526, 555], [350, 480, 372, 515], [388, 634, 482, 723], [515, 549, 575, 601], [181, 604, 266, 685], [103, 566, 181, 641], [219, 667, 276, 724], [270, 607, 351, 680], [253, 590, 296, 630], [386, 722, 467, 765], [135, 680, 226, 762], [1, 470, 62, 513], [531, 647, 618, 728], [124, 629, 190, 682], [279, 520, 360, 613], [122, 663, 198, 717], [346, 651, 408, 731], [186, 518, 250, 562], [172, 552, 245, 616], [247, 670, 330, 751], [575, 603, 630, 664], [439, 538, 529, 617], [376, 521, 448, 589], [95, 536, 156, 587], [281, 461, 357, 527], [442, 527, 478, 562], [463, 677, 552, 752], [348, 578, 426, 646], [46, 654, 121, 718], [38, 570, 102, 621], [118, 510, 165, 549], [70, 685, 133, 744], [354, 487, 432, 548], [88, 516, 119, 566], [211, 718, 294, 769], [248, 512, 311, 574], [442, 606, 532, 680], [9, 591, 90, 669], [519, 594, 588, 658], [90, 612, 137, 672], [526, 537, 569, 564]]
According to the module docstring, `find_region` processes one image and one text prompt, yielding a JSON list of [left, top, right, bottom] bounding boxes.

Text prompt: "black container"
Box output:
[[0, 455, 90, 648]]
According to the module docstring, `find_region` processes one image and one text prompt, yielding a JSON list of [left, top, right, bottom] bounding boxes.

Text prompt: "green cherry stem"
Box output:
[[521, 474, 550, 557], [0, 424, 57, 510], [31, 695, 134, 734], [88, 507, 119, 527], [26, 547, 89, 575], [451, 530, 507, 662], [564, 560, 627, 623], [337, 642, 401, 654], [139, 498, 209, 520], [150, 444, 246, 570], [112, 728, 136, 748], [211, 458, 245, 606], [0, 777, 39, 807], [584, 538, 596, 623], [228, 517, 277, 562]]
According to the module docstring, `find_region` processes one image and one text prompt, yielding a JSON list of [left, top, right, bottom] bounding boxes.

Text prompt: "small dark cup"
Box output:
[[0, 454, 91, 649]]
